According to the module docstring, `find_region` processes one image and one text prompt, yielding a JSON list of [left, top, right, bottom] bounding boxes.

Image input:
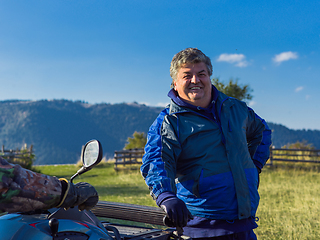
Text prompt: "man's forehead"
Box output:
[[179, 62, 208, 72]]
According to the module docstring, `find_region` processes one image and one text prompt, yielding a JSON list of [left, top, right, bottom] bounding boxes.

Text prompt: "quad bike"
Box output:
[[0, 140, 181, 240]]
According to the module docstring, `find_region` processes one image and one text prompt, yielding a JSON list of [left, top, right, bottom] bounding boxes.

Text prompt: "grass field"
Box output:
[[35, 162, 320, 239]]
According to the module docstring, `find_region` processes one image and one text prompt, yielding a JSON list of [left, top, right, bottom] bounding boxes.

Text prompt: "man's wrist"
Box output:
[[156, 192, 176, 206]]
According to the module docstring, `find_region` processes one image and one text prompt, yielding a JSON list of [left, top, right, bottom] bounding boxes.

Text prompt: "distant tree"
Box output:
[[212, 78, 253, 102], [16, 146, 36, 170], [124, 132, 147, 150], [3, 144, 36, 170], [282, 140, 315, 150]]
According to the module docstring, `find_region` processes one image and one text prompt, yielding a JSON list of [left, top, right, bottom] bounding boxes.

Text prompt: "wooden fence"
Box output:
[[114, 148, 144, 171], [269, 148, 320, 165], [1, 144, 34, 168], [114, 147, 320, 169]]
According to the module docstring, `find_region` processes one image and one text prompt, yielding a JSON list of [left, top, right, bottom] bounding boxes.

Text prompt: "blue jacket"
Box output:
[[141, 87, 272, 220]]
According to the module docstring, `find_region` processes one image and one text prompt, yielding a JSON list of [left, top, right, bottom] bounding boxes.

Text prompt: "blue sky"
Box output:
[[1, 0, 319, 130]]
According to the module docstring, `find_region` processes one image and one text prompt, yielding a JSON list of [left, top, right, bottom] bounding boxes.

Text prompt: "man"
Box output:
[[141, 48, 272, 239], [0, 156, 98, 213]]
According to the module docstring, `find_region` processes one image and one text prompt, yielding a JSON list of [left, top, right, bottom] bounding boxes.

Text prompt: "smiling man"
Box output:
[[173, 61, 212, 108], [141, 48, 272, 240]]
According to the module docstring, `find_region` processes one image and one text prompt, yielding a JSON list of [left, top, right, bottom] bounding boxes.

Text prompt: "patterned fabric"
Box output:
[[0, 157, 62, 213]]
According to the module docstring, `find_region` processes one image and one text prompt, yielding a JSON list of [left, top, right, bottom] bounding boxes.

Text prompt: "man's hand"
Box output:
[[159, 194, 192, 228], [57, 179, 99, 211]]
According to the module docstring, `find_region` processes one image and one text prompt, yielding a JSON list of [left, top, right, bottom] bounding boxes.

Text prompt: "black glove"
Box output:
[[57, 178, 99, 211], [159, 194, 192, 228]]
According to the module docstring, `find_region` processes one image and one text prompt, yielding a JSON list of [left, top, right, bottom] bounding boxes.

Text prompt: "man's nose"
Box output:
[[191, 75, 200, 83]]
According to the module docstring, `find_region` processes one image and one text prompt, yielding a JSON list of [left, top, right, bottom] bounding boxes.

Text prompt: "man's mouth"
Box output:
[[190, 87, 201, 90]]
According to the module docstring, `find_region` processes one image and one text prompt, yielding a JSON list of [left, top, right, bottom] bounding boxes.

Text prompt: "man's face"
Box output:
[[174, 62, 212, 108]]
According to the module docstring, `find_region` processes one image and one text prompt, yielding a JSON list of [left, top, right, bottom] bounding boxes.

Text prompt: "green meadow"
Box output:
[[36, 162, 320, 239]]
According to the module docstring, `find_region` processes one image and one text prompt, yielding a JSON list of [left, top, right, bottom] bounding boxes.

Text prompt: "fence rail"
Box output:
[[1, 144, 34, 168], [114, 148, 144, 170], [114, 147, 320, 169], [269, 148, 320, 165]]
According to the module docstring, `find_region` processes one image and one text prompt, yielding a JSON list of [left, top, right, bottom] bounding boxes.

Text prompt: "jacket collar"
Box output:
[[168, 85, 219, 108], [167, 85, 235, 116]]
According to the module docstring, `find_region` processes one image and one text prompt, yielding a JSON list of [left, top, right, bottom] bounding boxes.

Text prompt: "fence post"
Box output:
[[269, 146, 274, 166], [113, 148, 144, 171]]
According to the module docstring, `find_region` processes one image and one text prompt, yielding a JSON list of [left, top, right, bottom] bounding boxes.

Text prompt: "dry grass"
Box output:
[[255, 163, 320, 239], [36, 162, 320, 239]]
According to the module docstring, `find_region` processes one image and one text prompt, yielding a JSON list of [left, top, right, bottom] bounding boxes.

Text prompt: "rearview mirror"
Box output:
[[82, 140, 103, 168], [70, 140, 103, 182]]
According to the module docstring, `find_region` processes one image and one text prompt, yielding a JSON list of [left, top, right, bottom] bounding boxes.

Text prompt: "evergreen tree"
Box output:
[[124, 132, 147, 150], [212, 78, 253, 102]]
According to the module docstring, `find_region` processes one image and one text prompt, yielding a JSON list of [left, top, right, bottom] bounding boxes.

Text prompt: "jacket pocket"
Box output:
[[198, 171, 238, 213]]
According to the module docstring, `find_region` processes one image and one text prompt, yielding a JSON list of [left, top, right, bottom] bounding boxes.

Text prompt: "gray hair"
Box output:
[[170, 48, 213, 88]]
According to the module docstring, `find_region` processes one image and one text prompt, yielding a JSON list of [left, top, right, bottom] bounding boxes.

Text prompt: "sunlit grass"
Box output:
[[255, 164, 320, 239], [36, 162, 320, 239]]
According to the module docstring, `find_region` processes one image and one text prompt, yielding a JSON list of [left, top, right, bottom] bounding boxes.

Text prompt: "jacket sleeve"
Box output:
[[246, 107, 272, 170], [140, 108, 177, 200], [0, 157, 62, 213], [252, 114, 272, 170]]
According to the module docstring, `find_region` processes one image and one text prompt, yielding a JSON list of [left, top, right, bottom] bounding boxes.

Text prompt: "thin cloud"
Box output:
[[248, 101, 256, 107], [295, 86, 304, 92], [217, 53, 249, 67], [140, 102, 168, 107], [273, 51, 298, 64], [156, 102, 168, 107]]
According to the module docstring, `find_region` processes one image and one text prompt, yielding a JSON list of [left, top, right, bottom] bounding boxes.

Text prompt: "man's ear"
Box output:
[[171, 80, 176, 90]]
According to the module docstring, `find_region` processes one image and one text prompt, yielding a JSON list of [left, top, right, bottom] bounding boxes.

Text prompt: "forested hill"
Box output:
[[267, 122, 320, 149], [1, 99, 319, 165], [0, 100, 162, 165]]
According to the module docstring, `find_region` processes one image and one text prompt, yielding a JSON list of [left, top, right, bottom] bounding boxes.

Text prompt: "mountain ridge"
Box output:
[[1, 99, 319, 165]]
